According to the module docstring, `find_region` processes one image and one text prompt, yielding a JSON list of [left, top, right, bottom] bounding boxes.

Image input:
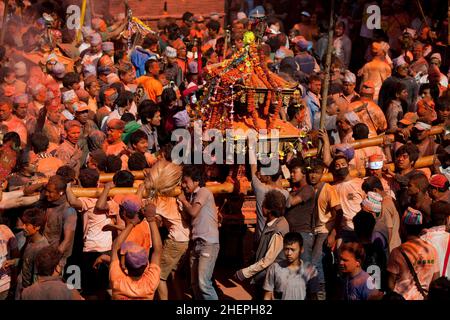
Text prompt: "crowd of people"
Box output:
[[0, 0, 449, 301]]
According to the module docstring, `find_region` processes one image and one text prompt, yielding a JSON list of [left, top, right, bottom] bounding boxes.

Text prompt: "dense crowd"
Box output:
[[0, 0, 449, 301]]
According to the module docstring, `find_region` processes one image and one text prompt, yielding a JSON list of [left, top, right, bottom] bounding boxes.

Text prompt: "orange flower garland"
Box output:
[[247, 89, 260, 130], [268, 91, 283, 130]]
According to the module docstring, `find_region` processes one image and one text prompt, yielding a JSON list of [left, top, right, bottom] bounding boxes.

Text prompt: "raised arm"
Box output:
[[318, 129, 332, 167], [177, 192, 202, 218], [142, 202, 162, 266], [105, 20, 128, 40], [95, 182, 115, 211], [136, 183, 146, 201], [66, 183, 83, 210], [111, 223, 135, 262]]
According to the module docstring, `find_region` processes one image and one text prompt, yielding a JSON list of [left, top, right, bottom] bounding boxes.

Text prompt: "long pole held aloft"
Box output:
[[76, 0, 87, 44], [0, 0, 9, 45], [415, 0, 430, 30], [319, 0, 335, 131]]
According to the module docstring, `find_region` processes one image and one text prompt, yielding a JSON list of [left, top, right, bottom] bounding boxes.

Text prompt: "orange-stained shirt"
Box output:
[[102, 141, 127, 156], [126, 220, 152, 255], [334, 178, 365, 231], [1, 115, 28, 146], [110, 260, 160, 300], [349, 100, 387, 137], [136, 76, 163, 103], [154, 196, 190, 242], [387, 238, 440, 300], [36, 156, 64, 178], [108, 199, 152, 255]]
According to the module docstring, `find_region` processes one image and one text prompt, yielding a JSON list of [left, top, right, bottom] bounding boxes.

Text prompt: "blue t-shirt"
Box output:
[[343, 270, 377, 300]]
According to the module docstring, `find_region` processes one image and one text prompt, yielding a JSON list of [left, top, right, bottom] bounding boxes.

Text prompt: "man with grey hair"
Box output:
[[81, 33, 104, 75], [163, 46, 183, 87]]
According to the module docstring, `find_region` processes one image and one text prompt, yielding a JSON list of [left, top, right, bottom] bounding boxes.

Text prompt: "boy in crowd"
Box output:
[[285, 159, 315, 263], [177, 165, 220, 300], [109, 202, 162, 300], [306, 158, 342, 300], [263, 232, 319, 300], [16, 208, 49, 296], [20, 246, 84, 300]]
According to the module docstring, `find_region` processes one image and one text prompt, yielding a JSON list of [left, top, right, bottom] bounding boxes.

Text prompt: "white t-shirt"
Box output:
[[79, 198, 116, 253], [81, 51, 103, 68], [0, 225, 17, 293], [334, 178, 365, 231], [420, 226, 450, 279]]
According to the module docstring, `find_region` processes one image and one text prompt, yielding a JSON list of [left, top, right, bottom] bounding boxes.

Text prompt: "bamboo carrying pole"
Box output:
[[71, 182, 234, 198], [415, 0, 431, 30], [99, 171, 145, 182], [319, 0, 335, 131], [33, 128, 442, 188], [76, 0, 87, 43], [303, 126, 444, 158], [69, 156, 434, 197], [320, 155, 435, 183]]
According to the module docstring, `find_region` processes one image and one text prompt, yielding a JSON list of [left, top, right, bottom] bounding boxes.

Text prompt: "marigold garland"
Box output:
[[247, 89, 260, 130], [197, 43, 297, 135]]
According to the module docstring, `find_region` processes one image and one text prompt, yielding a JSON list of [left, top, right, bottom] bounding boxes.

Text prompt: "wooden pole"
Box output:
[[320, 155, 435, 183], [303, 126, 444, 158], [415, 0, 431, 30], [67, 156, 434, 197], [71, 182, 234, 198], [319, 0, 335, 131], [76, 0, 87, 44], [99, 171, 145, 182], [0, 0, 9, 45], [223, 29, 230, 60]]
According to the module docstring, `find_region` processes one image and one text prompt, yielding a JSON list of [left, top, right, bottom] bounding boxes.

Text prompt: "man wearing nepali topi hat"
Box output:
[[81, 33, 104, 74], [13, 94, 37, 135], [336, 71, 360, 113], [163, 46, 183, 87], [55, 120, 83, 174]]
